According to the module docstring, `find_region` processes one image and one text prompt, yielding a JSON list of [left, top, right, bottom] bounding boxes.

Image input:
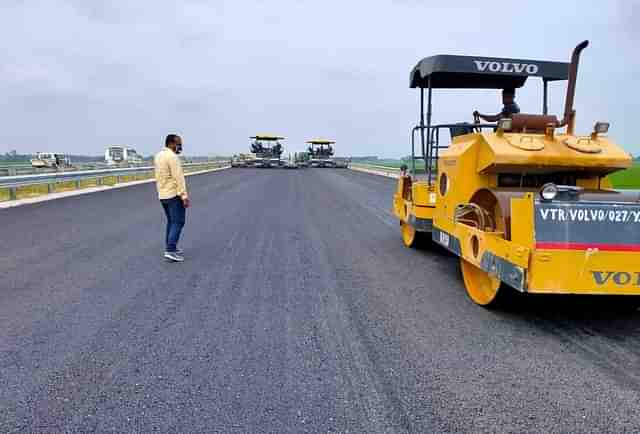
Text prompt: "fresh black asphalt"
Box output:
[[2, 168, 640, 433]]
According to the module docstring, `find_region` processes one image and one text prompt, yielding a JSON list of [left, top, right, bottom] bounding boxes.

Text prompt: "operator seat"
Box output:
[[450, 123, 475, 139]]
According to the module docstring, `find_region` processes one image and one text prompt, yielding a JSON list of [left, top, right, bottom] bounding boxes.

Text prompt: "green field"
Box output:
[[359, 159, 640, 189], [608, 165, 640, 189], [0, 160, 31, 167]]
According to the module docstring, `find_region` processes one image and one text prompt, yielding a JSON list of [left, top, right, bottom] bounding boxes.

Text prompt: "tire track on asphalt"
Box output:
[[304, 171, 452, 433]]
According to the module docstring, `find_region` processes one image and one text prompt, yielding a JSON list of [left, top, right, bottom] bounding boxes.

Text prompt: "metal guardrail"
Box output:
[[0, 162, 107, 177], [351, 163, 400, 171], [0, 159, 221, 177], [0, 161, 229, 201], [349, 163, 401, 178]]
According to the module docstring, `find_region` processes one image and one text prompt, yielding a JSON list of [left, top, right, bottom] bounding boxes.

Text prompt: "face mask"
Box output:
[[175, 143, 183, 154]]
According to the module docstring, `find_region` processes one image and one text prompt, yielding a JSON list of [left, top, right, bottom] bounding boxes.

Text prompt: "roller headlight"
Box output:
[[594, 121, 610, 134], [540, 183, 559, 201]]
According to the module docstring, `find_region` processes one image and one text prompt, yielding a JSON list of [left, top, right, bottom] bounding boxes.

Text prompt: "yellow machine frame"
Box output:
[[393, 41, 639, 307]]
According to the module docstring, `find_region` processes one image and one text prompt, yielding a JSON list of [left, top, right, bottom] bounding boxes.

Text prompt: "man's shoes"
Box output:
[[175, 247, 184, 255], [164, 251, 185, 262]]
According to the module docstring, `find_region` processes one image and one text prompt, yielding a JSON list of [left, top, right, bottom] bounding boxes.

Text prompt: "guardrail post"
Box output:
[[47, 182, 54, 194], [9, 187, 17, 201], [75, 179, 81, 190], [96, 177, 102, 186]]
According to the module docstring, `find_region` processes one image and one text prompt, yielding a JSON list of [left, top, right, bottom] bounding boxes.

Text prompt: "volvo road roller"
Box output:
[[393, 41, 640, 308]]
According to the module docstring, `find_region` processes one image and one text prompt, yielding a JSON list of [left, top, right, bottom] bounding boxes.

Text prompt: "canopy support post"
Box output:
[[426, 77, 433, 184], [543, 79, 549, 115], [419, 86, 425, 177], [411, 127, 416, 175]]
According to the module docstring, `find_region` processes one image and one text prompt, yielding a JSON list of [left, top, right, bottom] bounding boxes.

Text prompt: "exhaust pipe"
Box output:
[[559, 40, 589, 134]]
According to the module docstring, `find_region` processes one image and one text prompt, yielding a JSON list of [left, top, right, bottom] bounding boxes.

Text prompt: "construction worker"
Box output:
[[154, 134, 190, 262], [473, 88, 521, 122]]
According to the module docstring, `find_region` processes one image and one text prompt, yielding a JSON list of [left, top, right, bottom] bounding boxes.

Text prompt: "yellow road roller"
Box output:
[[393, 41, 640, 307]]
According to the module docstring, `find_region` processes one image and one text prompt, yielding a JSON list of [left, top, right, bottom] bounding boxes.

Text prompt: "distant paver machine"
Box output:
[[306, 139, 348, 168], [241, 135, 285, 168], [393, 40, 640, 308], [306, 139, 335, 168]]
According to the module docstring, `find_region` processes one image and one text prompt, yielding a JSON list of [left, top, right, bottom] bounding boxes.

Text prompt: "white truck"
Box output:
[[105, 146, 143, 165], [30, 152, 71, 168]]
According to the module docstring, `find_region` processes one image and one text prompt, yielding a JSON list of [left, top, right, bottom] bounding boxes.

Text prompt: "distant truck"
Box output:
[[295, 151, 310, 168], [30, 152, 71, 169], [333, 157, 351, 168], [105, 146, 143, 165], [231, 153, 257, 168]]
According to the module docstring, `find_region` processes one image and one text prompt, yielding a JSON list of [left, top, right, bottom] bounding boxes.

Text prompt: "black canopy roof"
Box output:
[[410, 55, 569, 89]]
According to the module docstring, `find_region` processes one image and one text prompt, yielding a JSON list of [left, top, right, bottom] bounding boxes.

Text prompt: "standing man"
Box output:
[[155, 134, 190, 262]]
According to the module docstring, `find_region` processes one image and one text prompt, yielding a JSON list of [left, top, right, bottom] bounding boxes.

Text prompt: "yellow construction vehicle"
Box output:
[[249, 135, 285, 168], [393, 41, 640, 308], [307, 139, 337, 168]]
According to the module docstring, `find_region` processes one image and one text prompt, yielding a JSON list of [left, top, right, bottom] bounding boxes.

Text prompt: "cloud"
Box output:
[[0, 0, 637, 158]]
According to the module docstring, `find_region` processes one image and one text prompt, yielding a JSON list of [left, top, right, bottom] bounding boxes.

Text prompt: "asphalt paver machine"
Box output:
[[250, 135, 285, 168], [307, 139, 336, 168]]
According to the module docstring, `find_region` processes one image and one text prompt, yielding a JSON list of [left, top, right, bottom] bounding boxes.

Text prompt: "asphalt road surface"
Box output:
[[2, 168, 640, 433]]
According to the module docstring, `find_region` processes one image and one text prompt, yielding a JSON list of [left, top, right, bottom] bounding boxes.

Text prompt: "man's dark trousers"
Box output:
[[160, 196, 186, 252]]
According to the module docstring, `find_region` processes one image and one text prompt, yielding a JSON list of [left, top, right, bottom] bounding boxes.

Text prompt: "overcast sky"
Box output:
[[1, 0, 638, 158]]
